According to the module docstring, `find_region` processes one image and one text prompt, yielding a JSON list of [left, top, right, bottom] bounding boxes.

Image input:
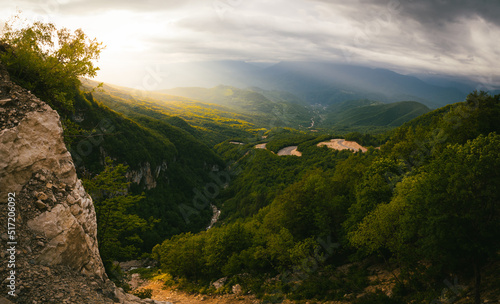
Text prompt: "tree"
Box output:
[[263, 170, 340, 241], [83, 158, 155, 262], [153, 232, 206, 280], [349, 133, 500, 303], [0, 15, 104, 113], [343, 156, 406, 236], [203, 223, 253, 277]]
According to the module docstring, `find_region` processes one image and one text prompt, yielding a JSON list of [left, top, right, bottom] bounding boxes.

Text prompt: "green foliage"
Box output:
[[322, 99, 430, 128], [344, 131, 386, 147], [161, 85, 312, 129], [103, 261, 130, 292], [67, 92, 223, 251], [216, 149, 304, 221], [152, 91, 499, 302], [82, 158, 155, 261], [343, 157, 406, 236], [152, 232, 206, 280], [264, 128, 316, 153], [5, 19, 498, 301], [348, 93, 500, 301], [263, 170, 341, 240], [0, 16, 104, 113], [81, 80, 263, 145], [61, 118, 87, 146]]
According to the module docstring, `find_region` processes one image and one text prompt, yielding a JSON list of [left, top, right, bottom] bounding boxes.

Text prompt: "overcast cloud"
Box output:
[[0, 0, 499, 88]]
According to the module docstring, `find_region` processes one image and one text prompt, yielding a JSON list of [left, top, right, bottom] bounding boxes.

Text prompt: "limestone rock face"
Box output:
[[0, 65, 108, 302], [0, 63, 171, 303], [0, 96, 77, 200], [0, 66, 105, 281], [125, 161, 168, 190], [26, 179, 104, 278]]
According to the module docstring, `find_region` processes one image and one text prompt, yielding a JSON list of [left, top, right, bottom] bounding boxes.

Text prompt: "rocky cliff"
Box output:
[[125, 161, 168, 190], [0, 65, 169, 304]]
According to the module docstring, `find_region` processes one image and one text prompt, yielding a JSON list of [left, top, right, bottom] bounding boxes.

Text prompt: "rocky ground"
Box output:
[[0, 62, 170, 304], [140, 281, 260, 304]]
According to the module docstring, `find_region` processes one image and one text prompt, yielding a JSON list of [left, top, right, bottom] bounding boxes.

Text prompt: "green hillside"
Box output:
[[5, 20, 499, 304], [69, 92, 224, 251], [322, 99, 430, 127], [82, 80, 264, 145], [154, 91, 500, 303], [0, 23, 227, 261], [161, 85, 312, 128]]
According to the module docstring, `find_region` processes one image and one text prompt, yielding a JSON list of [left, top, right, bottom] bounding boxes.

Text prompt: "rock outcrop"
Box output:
[[125, 161, 168, 190], [0, 64, 169, 304]]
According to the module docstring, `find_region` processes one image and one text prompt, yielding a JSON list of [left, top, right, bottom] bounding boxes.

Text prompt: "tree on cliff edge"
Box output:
[[0, 15, 104, 113]]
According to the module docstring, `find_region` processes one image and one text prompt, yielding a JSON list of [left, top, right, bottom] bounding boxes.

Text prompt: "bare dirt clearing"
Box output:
[[277, 146, 302, 156], [136, 280, 261, 304], [317, 139, 367, 152], [254, 143, 302, 156]]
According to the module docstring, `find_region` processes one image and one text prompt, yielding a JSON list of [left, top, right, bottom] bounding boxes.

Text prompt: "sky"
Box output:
[[1, 0, 499, 89]]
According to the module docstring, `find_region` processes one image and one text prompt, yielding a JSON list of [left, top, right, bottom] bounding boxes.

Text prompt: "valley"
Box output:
[[65, 80, 500, 303], [1, 17, 499, 304], [85, 81, 499, 304]]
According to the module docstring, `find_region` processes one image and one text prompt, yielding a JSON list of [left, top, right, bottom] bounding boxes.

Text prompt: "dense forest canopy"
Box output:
[[153, 91, 500, 303], [2, 19, 499, 304]]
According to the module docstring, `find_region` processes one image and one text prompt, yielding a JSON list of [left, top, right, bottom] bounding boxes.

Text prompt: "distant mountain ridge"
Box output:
[[160, 85, 430, 131], [256, 62, 465, 108], [160, 85, 311, 128], [155, 60, 478, 108]]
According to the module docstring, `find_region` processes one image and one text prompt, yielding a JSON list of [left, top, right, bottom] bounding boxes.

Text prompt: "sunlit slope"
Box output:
[[161, 85, 311, 127], [322, 99, 430, 127], [68, 91, 224, 251], [82, 80, 265, 145]]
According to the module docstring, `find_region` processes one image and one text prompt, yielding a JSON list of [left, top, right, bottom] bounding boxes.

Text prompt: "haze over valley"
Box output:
[[1, 1, 499, 304]]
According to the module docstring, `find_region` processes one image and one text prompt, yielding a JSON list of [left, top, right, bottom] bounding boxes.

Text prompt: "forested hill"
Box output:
[[83, 81, 315, 144], [321, 99, 430, 127], [80, 80, 264, 145], [0, 21, 227, 269], [161, 85, 310, 120], [153, 91, 500, 303], [68, 92, 224, 248], [2, 20, 499, 304], [140, 60, 469, 108]]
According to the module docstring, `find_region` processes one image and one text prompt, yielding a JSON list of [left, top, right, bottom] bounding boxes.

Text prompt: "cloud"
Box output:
[[57, 0, 193, 14], [1, 0, 498, 87]]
